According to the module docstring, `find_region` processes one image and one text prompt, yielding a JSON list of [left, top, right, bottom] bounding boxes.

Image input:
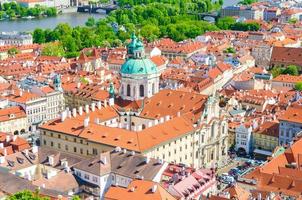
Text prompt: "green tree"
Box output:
[[239, 0, 258, 5], [224, 47, 236, 54], [288, 18, 298, 24], [283, 65, 299, 76], [216, 16, 235, 30], [42, 42, 65, 57], [61, 35, 78, 52], [85, 17, 96, 27], [295, 82, 302, 91], [8, 47, 20, 56], [0, 11, 6, 19], [141, 24, 160, 42], [33, 28, 46, 44], [270, 66, 283, 78], [71, 196, 81, 200], [8, 190, 49, 200]]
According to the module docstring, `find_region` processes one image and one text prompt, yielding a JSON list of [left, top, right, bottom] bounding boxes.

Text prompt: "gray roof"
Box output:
[[73, 150, 165, 181], [0, 170, 62, 197], [111, 151, 164, 180], [73, 152, 111, 176]]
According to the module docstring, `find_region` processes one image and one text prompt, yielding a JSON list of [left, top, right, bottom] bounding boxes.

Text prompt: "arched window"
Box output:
[[139, 85, 144, 97], [142, 124, 146, 130], [127, 84, 131, 96]]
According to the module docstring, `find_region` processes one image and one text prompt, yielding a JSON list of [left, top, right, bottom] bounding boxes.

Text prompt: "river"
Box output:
[[0, 12, 106, 32], [0, 0, 240, 32]]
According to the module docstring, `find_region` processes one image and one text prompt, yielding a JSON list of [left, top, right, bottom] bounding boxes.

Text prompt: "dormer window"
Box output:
[[9, 114, 15, 119]]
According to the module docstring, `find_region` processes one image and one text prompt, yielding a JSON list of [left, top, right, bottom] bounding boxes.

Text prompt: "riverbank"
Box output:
[[0, 12, 106, 32]]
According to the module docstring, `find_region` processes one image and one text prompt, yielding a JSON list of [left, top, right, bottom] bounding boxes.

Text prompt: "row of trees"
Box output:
[[8, 190, 81, 200], [0, 2, 57, 19], [32, 1, 261, 58], [270, 65, 299, 78], [117, 0, 224, 13], [216, 16, 260, 31], [238, 0, 258, 5]]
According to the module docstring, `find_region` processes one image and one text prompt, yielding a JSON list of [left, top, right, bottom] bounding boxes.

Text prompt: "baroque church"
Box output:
[[114, 33, 229, 168]]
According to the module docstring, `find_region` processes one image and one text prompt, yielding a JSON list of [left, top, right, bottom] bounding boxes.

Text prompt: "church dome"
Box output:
[[121, 33, 158, 75], [121, 58, 158, 75]]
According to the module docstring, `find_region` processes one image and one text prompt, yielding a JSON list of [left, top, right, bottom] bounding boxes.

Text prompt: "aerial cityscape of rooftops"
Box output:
[[2, 0, 302, 199]]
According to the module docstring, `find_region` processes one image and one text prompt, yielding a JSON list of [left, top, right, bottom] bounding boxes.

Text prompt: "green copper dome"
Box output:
[[121, 33, 158, 75], [121, 58, 158, 75]]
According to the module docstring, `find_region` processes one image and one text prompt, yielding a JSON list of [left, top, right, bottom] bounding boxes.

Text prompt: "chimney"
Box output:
[[78, 106, 83, 116], [32, 146, 38, 153], [24, 149, 29, 156], [148, 121, 152, 128], [0, 156, 5, 164], [177, 111, 181, 117], [91, 103, 96, 112], [97, 101, 102, 109], [84, 117, 90, 128], [19, 90, 23, 97], [61, 111, 67, 122], [151, 185, 158, 193], [145, 156, 150, 164], [77, 82, 81, 89], [94, 118, 100, 124], [48, 155, 54, 166], [165, 115, 170, 121], [61, 159, 68, 168], [67, 111, 72, 118], [104, 99, 107, 107], [13, 135, 17, 142], [6, 135, 10, 143], [85, 104, 89, 114], [72, 108, 77, 118], [159, 117, 164, 123], [3, 148, 7, 156], [0, 143, 3, 148]]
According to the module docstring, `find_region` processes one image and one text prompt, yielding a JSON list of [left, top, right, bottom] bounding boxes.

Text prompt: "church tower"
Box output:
[[119, 33, 160, 101], [53, 74, 63, 92]]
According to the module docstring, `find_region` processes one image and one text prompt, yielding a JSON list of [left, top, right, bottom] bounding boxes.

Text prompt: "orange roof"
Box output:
[[105, 180, 176, 200], [278, 105, 302, 124], [139, 90, 207, 123], [0, 106, 26, 122], [255, 121, 279, 138], [41, 114, 195, 153], [273, 74, 302, 84]]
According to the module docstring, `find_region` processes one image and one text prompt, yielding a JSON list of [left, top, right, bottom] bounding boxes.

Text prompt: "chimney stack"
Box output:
[[97, 101, 102, 109], [85, 104, 89, 114], [78, 106, 83, 116], [104, 99, 107, 107], [61, 111, 67, 122], [72, 108, 77, 118], [159, 117, 164, 123], [84, 117, 90, 128], [91, 103, 96, 112]]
